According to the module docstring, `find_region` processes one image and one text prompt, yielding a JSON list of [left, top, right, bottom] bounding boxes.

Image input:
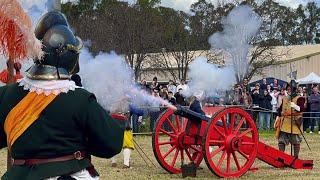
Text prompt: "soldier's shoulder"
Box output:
[[0, 85, 7, 97], [0, 83, 22, 94], [70, 88, 97, 100]]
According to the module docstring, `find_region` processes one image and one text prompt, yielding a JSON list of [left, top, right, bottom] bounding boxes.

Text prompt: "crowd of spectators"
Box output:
[[224, 78, 320, 133], [132, 77, 320, 134]]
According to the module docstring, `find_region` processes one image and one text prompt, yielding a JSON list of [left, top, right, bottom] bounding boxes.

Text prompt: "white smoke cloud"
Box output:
[[187, 57, 235, 97], [79, 48, 173, 112], [186, 5, 261, 98], [79, 48, 132, 112], [209, 5, 262, 82], [19, 0, 55, 26]]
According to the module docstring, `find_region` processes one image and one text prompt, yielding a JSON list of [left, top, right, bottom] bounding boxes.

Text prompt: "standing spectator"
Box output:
[[267, 84, 272, 93], [150, 76, 159, 91], [241, 78, 250, 93], [176, 79, 189, 94], [259, 90, 272, 130], [251, 83, 261, 106], [270, 88, 279, 112], [297, 86, 304, 96], [303, 87, 310, 132], [159, 86, 169, 100], [270, 88, 279, 128], [282, 82, 288, 90], [260, 78, 268, 91], [231, 85, 242, 105], [251, 83, 261, 122], [242, 89, 252, 107], [277, 88, 286, 109], [167, 80, 177, 94], [175, 88, 187, 106], [271, 78, 280, 89], [167, 91, 176, 105], [308, 85, 320, 134]]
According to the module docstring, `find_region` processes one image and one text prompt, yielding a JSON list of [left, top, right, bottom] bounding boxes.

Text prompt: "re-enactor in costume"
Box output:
[[0, 11, 125, 180], [275, 82, 304, 158]]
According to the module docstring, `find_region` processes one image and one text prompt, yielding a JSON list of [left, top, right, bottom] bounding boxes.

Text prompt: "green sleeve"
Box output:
[[0, 86, 8, 149], [81, 95, 125, 158]]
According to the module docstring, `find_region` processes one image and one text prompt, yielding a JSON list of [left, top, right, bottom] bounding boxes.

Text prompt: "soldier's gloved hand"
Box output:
[[290, 102, 300, 112]]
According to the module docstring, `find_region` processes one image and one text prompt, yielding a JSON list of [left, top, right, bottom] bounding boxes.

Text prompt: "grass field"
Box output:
[[0, 133, 319, 179]]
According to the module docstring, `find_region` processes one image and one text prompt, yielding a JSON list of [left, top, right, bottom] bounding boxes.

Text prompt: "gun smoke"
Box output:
[[20, 0, 56, 26], [186, 5, 261, 98], [209, 5, 262, 83], [79, 48, 173, 112], [187, 57, 235, 98]]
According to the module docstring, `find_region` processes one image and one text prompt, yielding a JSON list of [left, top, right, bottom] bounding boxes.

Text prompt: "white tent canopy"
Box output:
[[297, 72, 320, 84]]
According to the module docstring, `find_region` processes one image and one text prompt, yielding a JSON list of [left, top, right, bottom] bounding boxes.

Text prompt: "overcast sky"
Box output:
[[118, 0, 320, 12], [60, 0, 320, 11]]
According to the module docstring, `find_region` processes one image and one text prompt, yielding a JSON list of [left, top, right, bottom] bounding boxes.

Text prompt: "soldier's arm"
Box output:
[[81, 95, 125, 158], [0, 86, 8, 149]]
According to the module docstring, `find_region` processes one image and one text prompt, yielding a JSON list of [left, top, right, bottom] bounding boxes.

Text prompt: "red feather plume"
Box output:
[[0, 0, 43, 61]]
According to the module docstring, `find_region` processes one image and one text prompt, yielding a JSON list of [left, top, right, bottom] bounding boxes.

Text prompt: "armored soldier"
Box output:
[[276, 81, 303, 158], [0, 11, 125, 180]]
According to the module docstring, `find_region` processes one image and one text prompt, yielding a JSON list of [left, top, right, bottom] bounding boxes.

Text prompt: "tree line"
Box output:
[[62, 0, 320, 82]]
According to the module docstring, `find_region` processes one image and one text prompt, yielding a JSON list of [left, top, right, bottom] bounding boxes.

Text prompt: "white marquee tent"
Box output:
[[297, 72, 320, 84]]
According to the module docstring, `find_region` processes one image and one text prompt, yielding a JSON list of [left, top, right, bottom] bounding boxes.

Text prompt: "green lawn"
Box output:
[[0, 133, 319, 179]]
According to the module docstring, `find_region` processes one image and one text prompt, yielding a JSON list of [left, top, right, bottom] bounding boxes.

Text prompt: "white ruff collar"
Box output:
[[19, 77, 78, 96]]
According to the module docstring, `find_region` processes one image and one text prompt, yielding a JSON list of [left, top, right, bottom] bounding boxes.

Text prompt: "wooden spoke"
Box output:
[[238, 128, 253, 138], [163, 146, 176, 159], [166, 118, 177, 133], [160, 128, 175, 137], [210, 146, 225, 158], [234, 117, 245, 135], [171, 149, 179, 166]]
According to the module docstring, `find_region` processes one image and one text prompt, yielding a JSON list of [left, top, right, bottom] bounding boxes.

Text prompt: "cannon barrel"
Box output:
[[175, 105, 211, 122], [175, 105, 227, 127]]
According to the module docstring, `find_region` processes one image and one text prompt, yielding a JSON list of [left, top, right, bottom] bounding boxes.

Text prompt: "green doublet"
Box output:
[[0, 83, 125, 180]]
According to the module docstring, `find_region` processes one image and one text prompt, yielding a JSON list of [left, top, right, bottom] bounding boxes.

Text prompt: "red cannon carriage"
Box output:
[[152, 106, 313, 178]]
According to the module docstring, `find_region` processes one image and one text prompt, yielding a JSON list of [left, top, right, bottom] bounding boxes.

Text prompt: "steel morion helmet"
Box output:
[[26, 11, 83, 80]]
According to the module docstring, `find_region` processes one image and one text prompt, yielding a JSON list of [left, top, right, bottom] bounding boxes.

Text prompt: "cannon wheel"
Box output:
[[203, 107, 258, 178], [152, 108, 203, 174]]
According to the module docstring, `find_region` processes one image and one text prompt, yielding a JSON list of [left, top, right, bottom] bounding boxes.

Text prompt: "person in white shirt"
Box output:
[[270, 88, 279, 112], [167, 79, 177, 94], [176, 79, 189, 95]]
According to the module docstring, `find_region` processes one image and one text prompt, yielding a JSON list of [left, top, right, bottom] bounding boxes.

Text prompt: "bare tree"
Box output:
[[246, 45, 289, 81], [146, 49, 222, 82]]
